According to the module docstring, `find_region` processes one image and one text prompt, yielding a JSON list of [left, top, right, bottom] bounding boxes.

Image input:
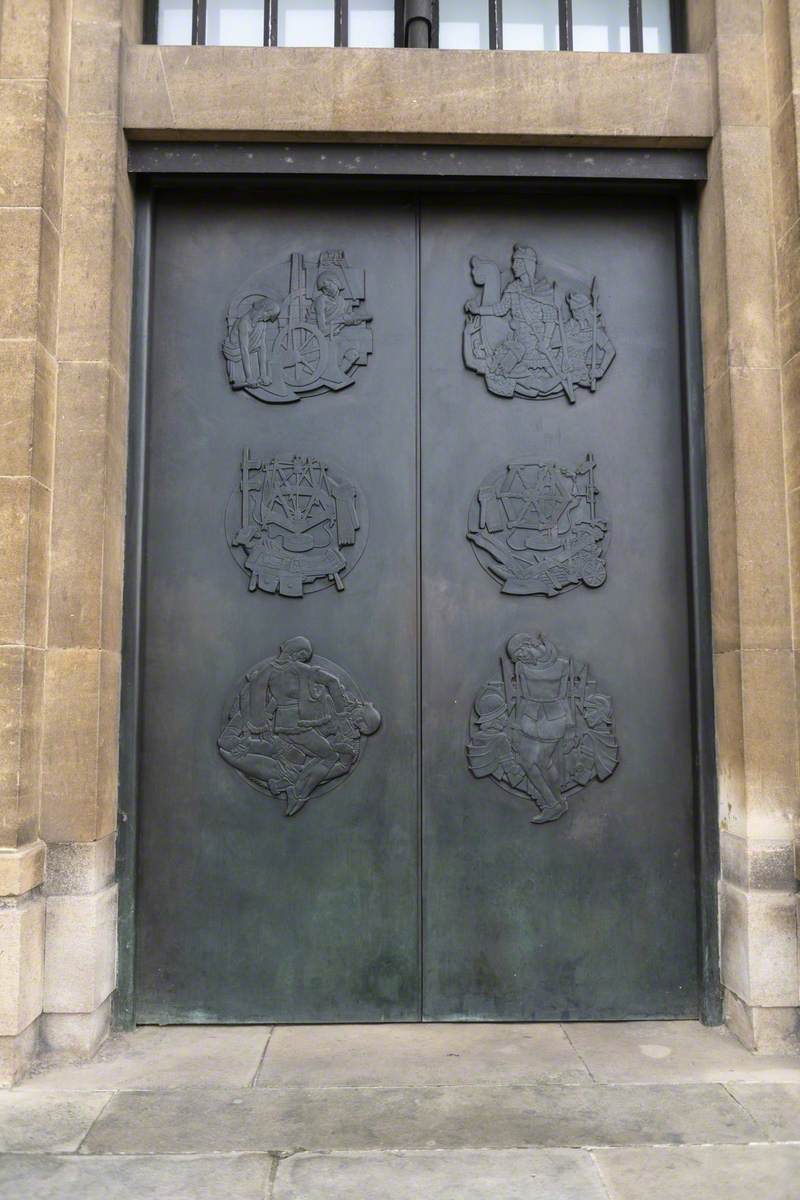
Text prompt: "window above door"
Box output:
[[151, 0, 682, 51]]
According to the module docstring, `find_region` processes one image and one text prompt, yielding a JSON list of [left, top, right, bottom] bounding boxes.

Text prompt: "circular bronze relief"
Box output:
[[218, 637, 381, 817], [466, 632, 619, 825], [225, 451, 369, 598], [467, 455, 609, 597], [222, 249, 373, 405]]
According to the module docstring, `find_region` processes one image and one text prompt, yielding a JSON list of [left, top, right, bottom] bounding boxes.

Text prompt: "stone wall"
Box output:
[[0, 0, 136, 1083], [691, 0, 800, 1051], [0, 0, 797, 1083]]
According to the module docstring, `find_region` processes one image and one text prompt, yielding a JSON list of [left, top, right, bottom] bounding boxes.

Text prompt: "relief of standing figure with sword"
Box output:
[[463, 243, 616, 403]]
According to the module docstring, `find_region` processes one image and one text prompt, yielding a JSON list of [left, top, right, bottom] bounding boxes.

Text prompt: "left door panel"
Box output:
[[135, 193, 420, 1022]]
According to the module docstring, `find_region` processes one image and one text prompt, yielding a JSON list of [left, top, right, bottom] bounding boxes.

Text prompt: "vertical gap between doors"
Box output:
[[415, 197, 425, 1020]]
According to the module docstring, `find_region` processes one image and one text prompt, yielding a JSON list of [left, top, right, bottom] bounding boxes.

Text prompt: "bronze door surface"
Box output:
[[134, 189, 700, 1022], [420, 196, 697, 1019], [135, 194, 420, 1022]]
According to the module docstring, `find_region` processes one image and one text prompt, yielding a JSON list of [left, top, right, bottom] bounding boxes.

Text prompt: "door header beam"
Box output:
[[127, 143, 707, 185]]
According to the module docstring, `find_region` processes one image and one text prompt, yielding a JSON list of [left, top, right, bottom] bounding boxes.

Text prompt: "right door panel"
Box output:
[[419, 194, 699, 1020]]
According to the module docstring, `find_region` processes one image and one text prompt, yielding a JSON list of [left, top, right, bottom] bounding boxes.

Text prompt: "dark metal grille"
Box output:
[[149, 0, 683, 55]]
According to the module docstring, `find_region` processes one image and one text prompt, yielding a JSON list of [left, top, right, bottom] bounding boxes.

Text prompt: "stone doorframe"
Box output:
[[2, 2, 799, 1084]]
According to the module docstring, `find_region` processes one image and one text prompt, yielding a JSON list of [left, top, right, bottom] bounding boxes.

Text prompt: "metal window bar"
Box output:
[[488, 0, 500, 49], [265, 0, 278, 46], [193, 0, 207, 44], [629, 0, 643, 52], [558, 0, 572, 50], [335, 0, 348, 46], [151, 0, 681, 50]]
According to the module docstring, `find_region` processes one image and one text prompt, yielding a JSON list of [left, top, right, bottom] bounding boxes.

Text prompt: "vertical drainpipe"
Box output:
[[404, 0, 433, 47]]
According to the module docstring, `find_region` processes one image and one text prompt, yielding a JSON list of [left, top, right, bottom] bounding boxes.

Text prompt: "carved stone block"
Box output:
[[467, 632, 619, 824], [218, 638, 381, 817], [467, 455, 609, 596]]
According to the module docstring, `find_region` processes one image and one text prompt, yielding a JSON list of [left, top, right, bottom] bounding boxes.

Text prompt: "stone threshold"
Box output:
[[1, 1022, 799, 1196]]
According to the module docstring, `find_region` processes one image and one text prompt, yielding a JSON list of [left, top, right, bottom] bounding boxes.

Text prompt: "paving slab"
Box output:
[[272, 1148, 608, 1199], [257, 1023, 590, 1087], [0, 1153, 273, 1200], [725, 1082, 800, 1141], [0, 1091, 111, 1152], [594, 1143, 800, 1200], [81, 1082, 762, 1154], [21, 1026, 271, 1091], [566, 1021, 800, 1084]]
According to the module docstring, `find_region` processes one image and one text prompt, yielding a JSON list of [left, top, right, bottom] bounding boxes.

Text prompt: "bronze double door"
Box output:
[[134, 189, 699, 1023]]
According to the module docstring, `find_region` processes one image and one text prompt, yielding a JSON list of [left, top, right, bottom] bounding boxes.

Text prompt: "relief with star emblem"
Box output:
[[225, 449, 368, 598], [467, 455, 609, 596]]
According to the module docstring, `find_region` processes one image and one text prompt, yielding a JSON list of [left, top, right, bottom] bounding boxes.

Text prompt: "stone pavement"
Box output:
[[1, 1021, 799, 1198]]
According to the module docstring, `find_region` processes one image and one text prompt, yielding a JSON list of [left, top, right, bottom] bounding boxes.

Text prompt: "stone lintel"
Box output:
[[123, 46, 713, 146]]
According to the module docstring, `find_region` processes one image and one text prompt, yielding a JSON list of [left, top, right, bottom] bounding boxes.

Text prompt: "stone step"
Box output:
[[5, 1145, 800, 1200], [81, 1081, 766, 1155]]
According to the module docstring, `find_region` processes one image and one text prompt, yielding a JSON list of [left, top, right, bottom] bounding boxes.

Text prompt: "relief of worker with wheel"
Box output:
[[222, 248, 373, 404]]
